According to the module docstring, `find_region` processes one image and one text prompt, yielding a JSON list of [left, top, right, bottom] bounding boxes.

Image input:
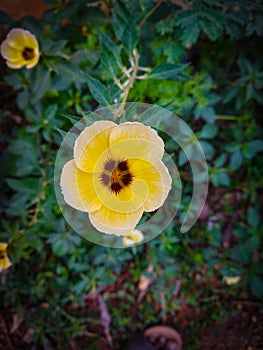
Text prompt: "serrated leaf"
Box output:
[[30, 65, 51, 103], [52, 60, 86, 83], [112, 2, 138, 55], [99, 32, 122, 68], [121, 18, 139, 55], [112, 1, 131, 40], [181, 21, 201, 47], [100, 32, 122, 78], [86, 75, 113, 106], [138, 106, 162, 128], [148, 63, 189, 81]]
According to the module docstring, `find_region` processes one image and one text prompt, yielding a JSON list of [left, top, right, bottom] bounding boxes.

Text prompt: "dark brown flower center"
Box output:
[[22, 47, 34, 60], [0, 251, 5, 260], [100, 160, 133, 195]]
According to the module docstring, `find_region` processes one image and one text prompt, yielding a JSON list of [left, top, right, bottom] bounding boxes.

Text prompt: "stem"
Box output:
[[139, 2, 162, 27], [216, 115, 238, 120], [117, 49, 140, 117]]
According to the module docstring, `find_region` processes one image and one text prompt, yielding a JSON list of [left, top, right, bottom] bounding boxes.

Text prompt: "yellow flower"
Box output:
[[0, 28, 40, 69], [0, 243, 12, 273], [60, 121, 172, 235], [123, 229, 144, 247]]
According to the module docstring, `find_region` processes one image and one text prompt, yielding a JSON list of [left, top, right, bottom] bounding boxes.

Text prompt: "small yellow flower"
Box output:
[[0, 243, 12, 273], [60, 121, 172, 235], [123, 229, 144, 247], [0, 28, 40, 69]]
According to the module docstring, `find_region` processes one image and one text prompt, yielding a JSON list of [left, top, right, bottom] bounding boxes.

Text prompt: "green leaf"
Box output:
[[17, 90, 29, 110], [100, 32, 122, 78], [247, 207, 260, 228], [86, 75, 113, 106], [230, 151, 243, 171], [4, 74, 22, 90], [52, 60, 86, 83], [247, 140, 263, 156], [200, 124, 218, 139], [181, 22, 201, 47], [9, 140, 39, 177], [214, 154, 227, 168], [200, 140, 215, 160], [6, 177, 41, 196], [112, 1, 138, 55], [112, 1, 131, 40], [211, 170, 230, 187], [196, 106, 216, 123], [30, 65, 51, 103], [121, 18, 139, 55], [41, 38, 68, 56], [148, 63, 189, 81], [250, 277, 263, 298], [138, 106, 162, 128]]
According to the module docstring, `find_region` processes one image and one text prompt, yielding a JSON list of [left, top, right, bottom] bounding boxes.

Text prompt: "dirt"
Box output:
[[0, 301, 262, 350]]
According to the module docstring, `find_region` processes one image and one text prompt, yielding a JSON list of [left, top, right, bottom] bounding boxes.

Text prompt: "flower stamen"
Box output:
[[101, 159, 133, 195], [22, 47, 34, 60]]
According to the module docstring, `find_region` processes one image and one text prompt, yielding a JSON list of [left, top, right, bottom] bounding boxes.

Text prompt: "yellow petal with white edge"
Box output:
[[74, 120, 116, 173], [128, 158, 172, 212], [89, 206, 144, 235], [93, 171, 148, 214], [0, 41, 22, 61], [4, 28, 38, 50], [109, 122, 164, 161], [60, 159, 101, 213], [6, 61, 24, 69], [26, 53, 40, 69]]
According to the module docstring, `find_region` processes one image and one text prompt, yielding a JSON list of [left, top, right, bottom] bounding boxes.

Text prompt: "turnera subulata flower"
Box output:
[[60, 121, 172, 235], [0, 28, 40, 69], [0, 243, 12, 273]]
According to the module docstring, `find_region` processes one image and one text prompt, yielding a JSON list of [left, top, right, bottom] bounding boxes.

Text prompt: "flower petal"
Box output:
[[0, 255, 12, 272], [4, 28, 38, 50], [60, 159, 101, 213], [89, 205, 144, 235], [74, 120, 116, 173], [25, 53, 40, 68], [0, 41, 22, 61], [6, 61, 24, 69], [109, 122, 164, 161], [0, 243, 7, 251], [0, 243, 12, 273], [128, 158, 172, 212]]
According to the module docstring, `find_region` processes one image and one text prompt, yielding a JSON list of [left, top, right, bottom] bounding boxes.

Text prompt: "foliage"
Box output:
[[0, 0, 263, 348]]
